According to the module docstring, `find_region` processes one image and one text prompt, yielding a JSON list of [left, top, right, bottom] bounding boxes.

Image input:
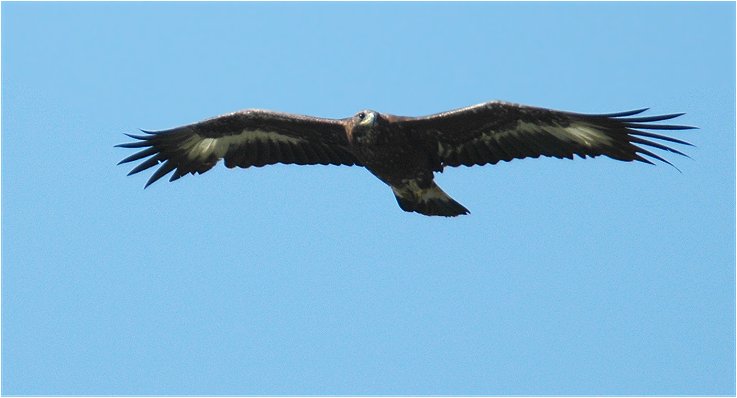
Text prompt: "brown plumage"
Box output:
[[117, 101, 695, 217]]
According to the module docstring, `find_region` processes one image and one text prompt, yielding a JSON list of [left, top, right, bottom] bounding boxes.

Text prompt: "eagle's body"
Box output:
[[117, 101, 694, 217], [346, 110, 468, 215]]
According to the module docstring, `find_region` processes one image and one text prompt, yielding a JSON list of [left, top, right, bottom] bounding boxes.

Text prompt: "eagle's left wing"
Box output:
[[117, 110, 359, 187], [395, 101, 694, 169]]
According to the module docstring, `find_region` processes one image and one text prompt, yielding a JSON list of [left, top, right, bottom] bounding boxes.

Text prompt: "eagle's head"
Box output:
[[348, 110, 387, 145], [354, 110, 379, 128]]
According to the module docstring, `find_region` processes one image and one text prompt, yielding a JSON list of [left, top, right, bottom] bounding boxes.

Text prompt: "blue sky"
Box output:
[[2, 2, 734, 395]]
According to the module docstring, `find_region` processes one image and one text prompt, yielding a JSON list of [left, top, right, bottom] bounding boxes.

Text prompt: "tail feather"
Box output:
[[392, 182, 469, 217]]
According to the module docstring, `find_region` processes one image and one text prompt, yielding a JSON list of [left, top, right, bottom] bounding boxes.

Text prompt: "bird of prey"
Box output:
[[117, 101, 694, 217]]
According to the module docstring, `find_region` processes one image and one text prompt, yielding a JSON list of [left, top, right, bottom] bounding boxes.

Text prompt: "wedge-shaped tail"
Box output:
[[392, 182, 470, 217]]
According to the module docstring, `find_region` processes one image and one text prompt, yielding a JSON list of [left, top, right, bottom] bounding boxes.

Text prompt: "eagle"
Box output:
[[117, 101, 694, 217]]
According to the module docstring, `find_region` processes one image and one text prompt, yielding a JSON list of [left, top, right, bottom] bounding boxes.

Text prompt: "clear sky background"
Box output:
[[2, 2, 734, 395]]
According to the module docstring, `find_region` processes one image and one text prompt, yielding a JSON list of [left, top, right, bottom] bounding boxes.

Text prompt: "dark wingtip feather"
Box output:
[[115, 132, 155, 149], [115, 141, 150, 149], [117, 147, 157, 165], [625, 123, 696, 131], [629, 130, 695, 147], [127, 132, 152, 140], [127, 156, 162, 176], [591, 108, 649, 118], [619, 112, 686, 123], [144, 160, 176, 188], [632, 154, 656, 165], [629, 136, 690, 158], [635, 146, 682, 172]]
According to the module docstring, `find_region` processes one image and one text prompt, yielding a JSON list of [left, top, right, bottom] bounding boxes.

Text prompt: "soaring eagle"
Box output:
[[117, 101, 694, 217]]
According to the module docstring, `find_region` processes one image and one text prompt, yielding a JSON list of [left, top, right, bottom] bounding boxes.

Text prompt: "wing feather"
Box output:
[[277, 141, 295, 164], [117, 110, 361, 187], [291, 144, 310, 165], [397, 101, 695, 168]]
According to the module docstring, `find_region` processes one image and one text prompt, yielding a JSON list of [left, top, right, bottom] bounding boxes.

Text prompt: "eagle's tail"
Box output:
[[392, 182, 470, 217]]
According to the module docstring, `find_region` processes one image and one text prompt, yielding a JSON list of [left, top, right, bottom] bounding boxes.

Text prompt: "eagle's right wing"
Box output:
[[395, 101, 694, 169], [117, 110, 360, 187]]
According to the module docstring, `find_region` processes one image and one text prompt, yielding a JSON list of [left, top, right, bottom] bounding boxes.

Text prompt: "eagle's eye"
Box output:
[[357, 112, 366, 120]]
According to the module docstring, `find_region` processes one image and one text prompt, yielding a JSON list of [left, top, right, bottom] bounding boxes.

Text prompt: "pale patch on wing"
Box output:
[[437, 120, 614, 157], [515, 121, 614, 147], [182, 129, 304, 160], [192, 138, 218, 158]]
